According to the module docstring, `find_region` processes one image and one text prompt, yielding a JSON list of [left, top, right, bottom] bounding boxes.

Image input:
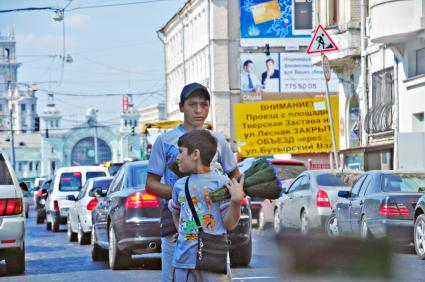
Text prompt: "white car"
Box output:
[[45, 166, 109, 232], [67, 176, 113, 245], [0, 153, 26, 274]]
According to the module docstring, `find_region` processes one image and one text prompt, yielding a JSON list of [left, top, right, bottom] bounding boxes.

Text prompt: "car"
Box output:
[[268, 178, 295, 233], [413, 193, 425, 259], [333, 171, 425, 244], [0, 153, 26, 274], [91, 161, 161, 270], [67, 176, 113, 245], [280, 170, 362, 234], [245, 158, 307, 228], [20, 183, 32, 218], [35, 177, 52, 224], [45, 166, 109, 232]]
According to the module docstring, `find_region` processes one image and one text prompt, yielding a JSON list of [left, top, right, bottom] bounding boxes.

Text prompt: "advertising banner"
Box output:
[[240, 0, 312, 47], [234, 96, 339, 157], [240, 52, 338, 96]]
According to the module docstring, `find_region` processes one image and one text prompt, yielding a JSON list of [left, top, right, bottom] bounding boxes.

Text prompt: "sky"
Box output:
[[0, 0, 186, 128]]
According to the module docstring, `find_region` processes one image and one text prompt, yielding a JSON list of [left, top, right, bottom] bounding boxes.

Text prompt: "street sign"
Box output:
[[322, 55, 331, 81], [307, 24, 339, 54]]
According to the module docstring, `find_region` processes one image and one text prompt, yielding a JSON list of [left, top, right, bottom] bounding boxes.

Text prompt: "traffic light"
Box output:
[[34, 116, 40, 132], [131, 126, 135, 136]]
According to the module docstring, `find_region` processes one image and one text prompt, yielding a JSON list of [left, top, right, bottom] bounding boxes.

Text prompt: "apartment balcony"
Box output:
[[370, 0, 425, 44]]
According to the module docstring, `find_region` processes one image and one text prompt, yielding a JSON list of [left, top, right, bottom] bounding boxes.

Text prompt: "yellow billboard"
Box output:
[[234, 97, 339, 157], [251, 0, 281, 24]]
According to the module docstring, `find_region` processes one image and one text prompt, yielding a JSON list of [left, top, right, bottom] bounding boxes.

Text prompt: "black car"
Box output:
[[91, 161, 161, 270], [35, 177, 52, 224], [413, 193, 425, 259], [331, 171, 425, 244]]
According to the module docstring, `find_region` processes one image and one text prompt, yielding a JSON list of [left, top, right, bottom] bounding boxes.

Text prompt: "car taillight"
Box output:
[[379, 203, 410, 216], [0, 198, 23, 216], [241, 197, 248, 205], [125, 192, 159, 209], [316, 189, 331, 208], [38, 190, 43, 198], [53, 200, 60, 211], [86, 198, 98, 211]]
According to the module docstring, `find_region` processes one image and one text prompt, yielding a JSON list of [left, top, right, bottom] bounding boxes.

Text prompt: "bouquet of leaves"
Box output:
[[209, 159, 282, 202]]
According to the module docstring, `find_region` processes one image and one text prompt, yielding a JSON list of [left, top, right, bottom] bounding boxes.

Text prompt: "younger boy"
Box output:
[[168, 130, 244, 282]]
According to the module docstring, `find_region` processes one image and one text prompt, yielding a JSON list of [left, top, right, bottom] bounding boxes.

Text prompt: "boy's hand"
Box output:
[[225, 175, 245, 204]]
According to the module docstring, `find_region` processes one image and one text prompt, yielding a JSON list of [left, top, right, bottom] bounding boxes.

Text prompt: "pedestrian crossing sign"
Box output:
[[306, 24, 339, 54]]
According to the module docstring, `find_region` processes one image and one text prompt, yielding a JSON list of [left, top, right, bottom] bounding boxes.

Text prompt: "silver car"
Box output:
[[0, 153, 26, 274], [278, 170, 362, 234], [67, 176, 113, 245]]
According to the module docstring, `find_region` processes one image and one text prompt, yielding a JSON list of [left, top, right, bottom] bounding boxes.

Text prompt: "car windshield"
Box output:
[[93, 179, 112, 190], [129, 165, 148, 188], [0, 154, 13, 185], [317, 173, 350, 187], [59, 172, 82, 191], [382, 174, 425, 193], [273, 164, 306, 180], [87, 171, 106, 180]]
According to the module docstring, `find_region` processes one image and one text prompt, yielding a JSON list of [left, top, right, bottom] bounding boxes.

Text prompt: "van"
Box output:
[[0, 153, 26, 274], [45, 166, 109, 232]]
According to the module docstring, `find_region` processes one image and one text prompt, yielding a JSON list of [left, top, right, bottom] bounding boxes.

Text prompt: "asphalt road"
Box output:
[[1, 209, 424, 281]]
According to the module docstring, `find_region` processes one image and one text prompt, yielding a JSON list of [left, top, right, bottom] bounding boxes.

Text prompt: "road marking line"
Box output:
[[233, 277, 276, 280]]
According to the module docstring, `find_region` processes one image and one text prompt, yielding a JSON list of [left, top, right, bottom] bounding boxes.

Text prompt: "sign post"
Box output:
[[307, 25, 340, 169]]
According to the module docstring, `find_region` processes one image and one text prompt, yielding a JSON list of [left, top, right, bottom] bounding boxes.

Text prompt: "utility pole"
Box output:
[[9, 106, 16, 171]]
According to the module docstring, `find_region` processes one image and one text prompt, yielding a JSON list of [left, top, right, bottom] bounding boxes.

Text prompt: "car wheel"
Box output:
[[6, 242, 25, 275], [273, 209, 282, 234], [78, 221, 90, 245], [46, 220, 52, 231], [67, 217, 77, 242], [52, 218, 60, 232], [414, 214, 425, 259], [326, 213, 339, 237], [300, 210, 309, 235], [230, 235, 252, 267], [91, 227, 107, 261], [360, 216, 370, 240], [108, 224, 130, 270]]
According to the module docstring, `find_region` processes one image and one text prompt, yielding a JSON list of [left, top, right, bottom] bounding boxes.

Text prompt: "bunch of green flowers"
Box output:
[[209, 159, 282, 202]]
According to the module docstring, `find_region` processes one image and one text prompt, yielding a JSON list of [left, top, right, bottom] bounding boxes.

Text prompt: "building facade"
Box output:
[[159, 0, 239, 138], [315, 0, 425, 170]]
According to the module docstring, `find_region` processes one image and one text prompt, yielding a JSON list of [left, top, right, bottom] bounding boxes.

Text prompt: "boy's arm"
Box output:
[[222, 176, 245, 231], [172, 212, 180, 230], [146, 173, 172, 199]]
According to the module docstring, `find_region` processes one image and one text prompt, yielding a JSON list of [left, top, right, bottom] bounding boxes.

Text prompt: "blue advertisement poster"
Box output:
[[240, 0, 312, 47]]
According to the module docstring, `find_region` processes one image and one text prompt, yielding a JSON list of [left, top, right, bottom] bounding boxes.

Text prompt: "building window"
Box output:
[[21, 104, 26, 112], [0, 104, 2, 112], [31, 104, 35, 113], [56, 120, 59, 127], [18, 162, 22, 172], [29, 162, 33, 171], [416, 48, 425, 76], [35, 162, 39, 171], [50, 120, 54, 128], [413, 112, 425, 132], [124, 120, 127, 127]]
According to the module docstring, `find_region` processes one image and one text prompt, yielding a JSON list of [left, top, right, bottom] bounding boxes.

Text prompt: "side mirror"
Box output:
[[338, 190, 351, 198], [19, 182, 29, 192], [66, 195, 77, 201]]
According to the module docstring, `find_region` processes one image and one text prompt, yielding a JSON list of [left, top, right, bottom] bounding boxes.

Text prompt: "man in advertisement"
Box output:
[[241, 60, 262, 93], [261, 58, 280, 92]]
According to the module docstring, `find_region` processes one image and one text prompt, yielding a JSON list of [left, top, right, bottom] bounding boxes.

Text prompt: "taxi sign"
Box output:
[[307, 24, 339, 54]]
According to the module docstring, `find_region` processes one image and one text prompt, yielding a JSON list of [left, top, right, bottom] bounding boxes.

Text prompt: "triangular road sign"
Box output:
[[307, 24, 339, 54]]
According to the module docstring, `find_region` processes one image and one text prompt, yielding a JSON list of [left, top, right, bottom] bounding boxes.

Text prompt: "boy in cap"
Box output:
[[146, 82, 240, 282]]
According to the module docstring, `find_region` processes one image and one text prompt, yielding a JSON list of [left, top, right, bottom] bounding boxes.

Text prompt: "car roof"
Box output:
[[367, 170, 425, 175], [268, 159, 305, 165], [56, 166, 108, 173], [91, 176, 114, 181]]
